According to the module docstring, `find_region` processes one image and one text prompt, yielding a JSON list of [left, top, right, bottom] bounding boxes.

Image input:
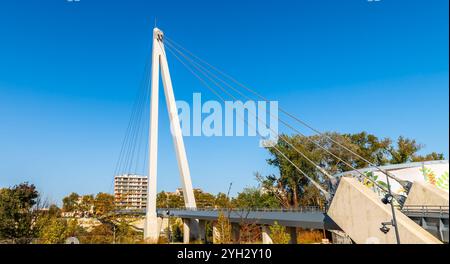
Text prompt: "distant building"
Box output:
[[114, 174, 148, 210]]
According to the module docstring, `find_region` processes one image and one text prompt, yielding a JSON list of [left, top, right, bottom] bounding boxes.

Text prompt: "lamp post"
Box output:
[[381, 173, 401, 244]]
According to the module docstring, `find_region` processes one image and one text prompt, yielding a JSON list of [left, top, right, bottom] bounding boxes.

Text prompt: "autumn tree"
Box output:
[[214, 193, 230, 208], [38, 217, 68, 244], [269, 221, 290, 244], [195, 190, 216, 208], [260, 132, 444, 208], [79, 195, 94, 216], [62, 192, 80, 212], [0, 182, 41, 243], [232, 187, 279, 209], [93, 193, 115, 217], [214, 211, 232, 244]]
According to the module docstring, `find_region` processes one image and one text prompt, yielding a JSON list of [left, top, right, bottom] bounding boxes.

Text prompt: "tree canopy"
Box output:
[[0, 183, 40, 243], [259, 132, 444, 208]]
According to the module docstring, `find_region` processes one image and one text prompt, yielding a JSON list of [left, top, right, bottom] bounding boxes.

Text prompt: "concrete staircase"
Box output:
[[327, 177, 443, 244]]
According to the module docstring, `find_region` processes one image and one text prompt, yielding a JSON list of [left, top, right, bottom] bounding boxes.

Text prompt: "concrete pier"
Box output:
[[232, 223, 241, 243], [261, 226, 273, 244], [287, 227, 297, 244]]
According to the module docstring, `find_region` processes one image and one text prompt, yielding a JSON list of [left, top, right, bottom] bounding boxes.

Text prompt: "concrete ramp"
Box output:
[[327, 177, 442, 244], [404, 181, 449, 207]]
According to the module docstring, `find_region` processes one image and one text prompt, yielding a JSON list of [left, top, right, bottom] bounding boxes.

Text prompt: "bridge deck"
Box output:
[[117, 208, 341, 230]]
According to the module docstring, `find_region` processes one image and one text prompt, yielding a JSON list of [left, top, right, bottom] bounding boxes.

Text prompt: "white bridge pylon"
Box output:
[[144, 28, 198, 241]]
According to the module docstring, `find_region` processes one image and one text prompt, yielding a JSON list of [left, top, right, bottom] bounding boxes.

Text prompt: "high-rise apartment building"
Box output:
[[114, 174, 148, 210]]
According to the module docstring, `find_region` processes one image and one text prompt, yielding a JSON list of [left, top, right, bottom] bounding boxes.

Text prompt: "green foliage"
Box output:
[[48, 204, 61, 217], [62, 192, 80, 212], [214, 211, 232, 244], [93, 193, 114, 217], [259, 132, 444, 208], [38, 217, 68, 244], [169, 217, 183, 242], [79, 195, 94, 215], [232, 187, 279, 209], [114, 219, 142, 244], [0, 182, 40, 243], [195, 190, 216, 208], [412, 152, 445, 162], [214, 193, 230, 208], [156, 191, 184, 208], [80, 224, 113, 244], [269, 221, 290, 244]]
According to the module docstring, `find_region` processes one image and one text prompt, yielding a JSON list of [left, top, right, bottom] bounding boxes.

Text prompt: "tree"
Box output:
[[62, 192, 80, 212], [195, 190, 216, 208], [156, 191, 169, 208], [169, 218, 183, 242], [388, 136, 422, 164], [214, 211, 232, 244], [48, 204, 61, 218], [38, 217, 68, 244], [214, 193, 230, 208], [232, 187, 279, 209], [79, 195, 94, 216], [81, 224, 113, 244], [412, 152, 445, 162], [262, 134, 325, 208], [93, 193, 115, 217], [269, 221, 290, 244], [115, 219, 142, 244], [157, 191, 185, 208], [0, 182, 40, 243], [259, 132, 444, 209]]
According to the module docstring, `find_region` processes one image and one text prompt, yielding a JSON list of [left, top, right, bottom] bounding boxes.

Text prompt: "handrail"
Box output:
[[401, 205, 449, 217], [163, 206, 323, 212], [114, 206, 325, 215]]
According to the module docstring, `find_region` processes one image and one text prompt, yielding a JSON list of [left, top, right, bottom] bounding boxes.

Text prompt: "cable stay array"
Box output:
[[164, 36, 410, 192], [112, 33, 409, 204], [161, 36, 408, 202], [113, 53, 151, 182]]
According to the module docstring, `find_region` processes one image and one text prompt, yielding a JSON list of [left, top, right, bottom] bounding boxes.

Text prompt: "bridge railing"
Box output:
[[401, 205, 449, 217], [113, 206, 324, 215], [158, 206, 323, 213]]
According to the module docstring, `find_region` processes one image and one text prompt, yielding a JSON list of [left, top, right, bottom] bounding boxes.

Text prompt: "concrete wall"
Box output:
[[327, 177, 442, 244], [404, 181, 449, 207]]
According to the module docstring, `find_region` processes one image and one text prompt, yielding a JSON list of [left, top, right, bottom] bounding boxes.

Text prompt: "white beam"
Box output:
[[144, 27, 198, 242]]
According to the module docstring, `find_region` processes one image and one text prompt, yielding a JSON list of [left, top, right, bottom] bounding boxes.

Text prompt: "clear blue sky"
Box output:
[[0, 0, 448, 204]]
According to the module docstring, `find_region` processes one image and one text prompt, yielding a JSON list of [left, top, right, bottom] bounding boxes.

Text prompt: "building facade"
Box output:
[[114, 174, 148, 210]]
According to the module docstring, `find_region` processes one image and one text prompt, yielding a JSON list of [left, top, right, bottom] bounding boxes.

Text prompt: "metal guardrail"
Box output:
[[401, 205, 449, 217], [163, 206, 323, 212], [114, 206, 324, 215]]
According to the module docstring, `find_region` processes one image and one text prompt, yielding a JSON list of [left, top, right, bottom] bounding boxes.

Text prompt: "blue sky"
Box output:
[[0, 0, 448, 204]]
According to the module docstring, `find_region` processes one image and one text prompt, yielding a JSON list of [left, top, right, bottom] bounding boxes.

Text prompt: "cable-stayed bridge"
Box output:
[[112, 28, 449, 244]]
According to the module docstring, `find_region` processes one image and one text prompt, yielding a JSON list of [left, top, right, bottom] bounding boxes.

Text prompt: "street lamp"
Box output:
[[380, 175, 401, 244]]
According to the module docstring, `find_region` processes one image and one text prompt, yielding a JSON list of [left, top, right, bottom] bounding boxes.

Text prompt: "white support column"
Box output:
[[183, 218, 191, 244], [144, 28, 199, 242], [158, 29, 199, 240], [144, 28, 162, 242], [159, 36, 197, 210], [261, 225, 273, 244]]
